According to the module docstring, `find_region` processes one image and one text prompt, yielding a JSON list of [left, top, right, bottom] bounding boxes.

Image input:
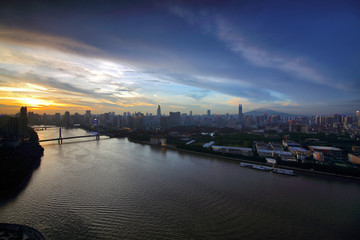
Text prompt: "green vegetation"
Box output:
[[118, 127, 360, 178]]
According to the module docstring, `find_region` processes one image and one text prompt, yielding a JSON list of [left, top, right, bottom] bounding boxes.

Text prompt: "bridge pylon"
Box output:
[[96, 132, 100, 141], [58, 127, 63, 144]]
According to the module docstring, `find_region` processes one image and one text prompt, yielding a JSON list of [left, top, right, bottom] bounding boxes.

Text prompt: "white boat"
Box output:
[[240, 162, 254, 167], [240, 162, 272, 171], [272, 168, 296, 176], [252, 165, 272, 171]]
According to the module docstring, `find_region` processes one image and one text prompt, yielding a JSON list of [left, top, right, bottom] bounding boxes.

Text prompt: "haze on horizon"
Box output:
[[0, 0, 359, 115]]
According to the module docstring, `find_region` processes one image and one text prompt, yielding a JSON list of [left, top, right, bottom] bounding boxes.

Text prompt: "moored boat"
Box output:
[[272, 168, 296, 176], [240, 162, 272, 171]]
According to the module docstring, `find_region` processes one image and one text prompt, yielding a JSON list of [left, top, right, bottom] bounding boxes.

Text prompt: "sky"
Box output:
[[0, 0, 359, 115]]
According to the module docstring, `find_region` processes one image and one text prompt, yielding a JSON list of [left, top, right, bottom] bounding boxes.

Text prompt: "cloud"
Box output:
[[0, 33, 159, 112], [214, 17, 335, 86], [0, 26, 103, 57], [168, 5, 196, 24], [185, 89, 210, 101], [167, 5, 351, 93]]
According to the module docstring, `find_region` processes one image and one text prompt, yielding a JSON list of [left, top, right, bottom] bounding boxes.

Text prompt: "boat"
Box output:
[[240, 162, 254, 167], [272, 168, 296, 176], [240, 162, 272, 171], [252, 165, 272, 171]]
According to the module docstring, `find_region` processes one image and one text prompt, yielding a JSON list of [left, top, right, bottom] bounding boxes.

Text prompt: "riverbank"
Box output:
[[0, 130, 44, 196], [128, 138, 360, 181]]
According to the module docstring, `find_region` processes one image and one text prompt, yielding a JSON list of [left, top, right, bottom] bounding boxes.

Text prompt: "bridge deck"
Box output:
[[39, 135, 97, 142]]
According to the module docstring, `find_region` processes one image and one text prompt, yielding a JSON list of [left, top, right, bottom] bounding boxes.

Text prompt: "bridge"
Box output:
[[38, 127, 100, 144]]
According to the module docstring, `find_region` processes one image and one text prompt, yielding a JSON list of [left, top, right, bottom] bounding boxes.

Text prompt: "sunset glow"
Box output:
[[0, 1, 359, 115]]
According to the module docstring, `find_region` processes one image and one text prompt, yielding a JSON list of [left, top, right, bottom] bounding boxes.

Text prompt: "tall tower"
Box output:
[[207, 109, 211, 117], [157, 105, 161, 117], [239, 104, 244, 122], [19, 106, 28, 137], [64, 111, 70, 128]]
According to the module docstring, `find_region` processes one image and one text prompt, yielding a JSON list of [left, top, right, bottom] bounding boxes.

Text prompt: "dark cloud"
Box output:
[[1, 0, 360, 114], [185, 89, 210, 101]]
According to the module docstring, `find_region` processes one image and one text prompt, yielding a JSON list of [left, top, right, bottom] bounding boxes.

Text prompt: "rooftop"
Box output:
[[212, 146, 252, 151], [309, 146, 342, 151]]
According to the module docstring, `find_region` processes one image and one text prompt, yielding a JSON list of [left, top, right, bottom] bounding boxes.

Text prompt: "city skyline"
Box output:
[[1, 0, 360, 115]]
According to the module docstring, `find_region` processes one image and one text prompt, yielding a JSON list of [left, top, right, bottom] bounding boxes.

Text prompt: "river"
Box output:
[[1, 128, 360, 239]]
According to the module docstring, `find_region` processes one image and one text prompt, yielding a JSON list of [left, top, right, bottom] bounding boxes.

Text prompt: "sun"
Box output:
[[20, 98, 53, 107]]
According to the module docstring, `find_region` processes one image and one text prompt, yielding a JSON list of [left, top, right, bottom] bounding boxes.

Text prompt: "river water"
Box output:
[[1, 128, 360, 239]]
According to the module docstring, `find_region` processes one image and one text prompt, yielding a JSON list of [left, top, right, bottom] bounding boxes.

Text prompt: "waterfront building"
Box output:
[[64, 111, 70, 128], [272, 150, 295, 161], [308, 146, 342, 155], [19, 106, 28, 138], [212, 145, 253, 156], [288, 147, 310, 159], [150, 137, 166, 145], [257, 149, 274, 157]]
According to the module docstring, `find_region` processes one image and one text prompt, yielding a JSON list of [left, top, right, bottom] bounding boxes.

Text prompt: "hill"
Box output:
[[244, 109, 293, 116]]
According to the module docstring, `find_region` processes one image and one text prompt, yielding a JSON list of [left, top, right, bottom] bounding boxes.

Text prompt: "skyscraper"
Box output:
[[157, 105, 161, 117], [64, 111, 70, 128], [239, 104, 244, 122], [19, 106, 28, 137], [207, 109, 211, 117]]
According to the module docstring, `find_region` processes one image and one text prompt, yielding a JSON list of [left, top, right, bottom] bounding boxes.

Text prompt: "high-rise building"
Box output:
[[64, 111, 70, 128], [19, 106, 28, 137], [356, 111, 360, 121], [190, 111, 192, 117], [157, 105, 161, 117], [207, 109, 211, 117], [55, 113, 61, 125], [239, 104, 244, 122], [85, 110, 91, 126], [169, 111, 180, 127]]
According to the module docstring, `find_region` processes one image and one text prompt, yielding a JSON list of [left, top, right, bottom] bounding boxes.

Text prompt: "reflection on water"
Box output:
[[1, 128, 360, 239]]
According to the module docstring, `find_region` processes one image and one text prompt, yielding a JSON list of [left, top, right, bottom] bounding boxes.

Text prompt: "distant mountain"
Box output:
[[244, 109, 293, 116]]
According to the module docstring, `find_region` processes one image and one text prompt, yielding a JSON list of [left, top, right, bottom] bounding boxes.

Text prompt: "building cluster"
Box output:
[[21, 104, 287, 131], [23, 106, 360, 142], [200, 137, 360, 166], [289, 112, 360, 136], [1, 105, 360, 167], [0, 107, 29, 145]]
